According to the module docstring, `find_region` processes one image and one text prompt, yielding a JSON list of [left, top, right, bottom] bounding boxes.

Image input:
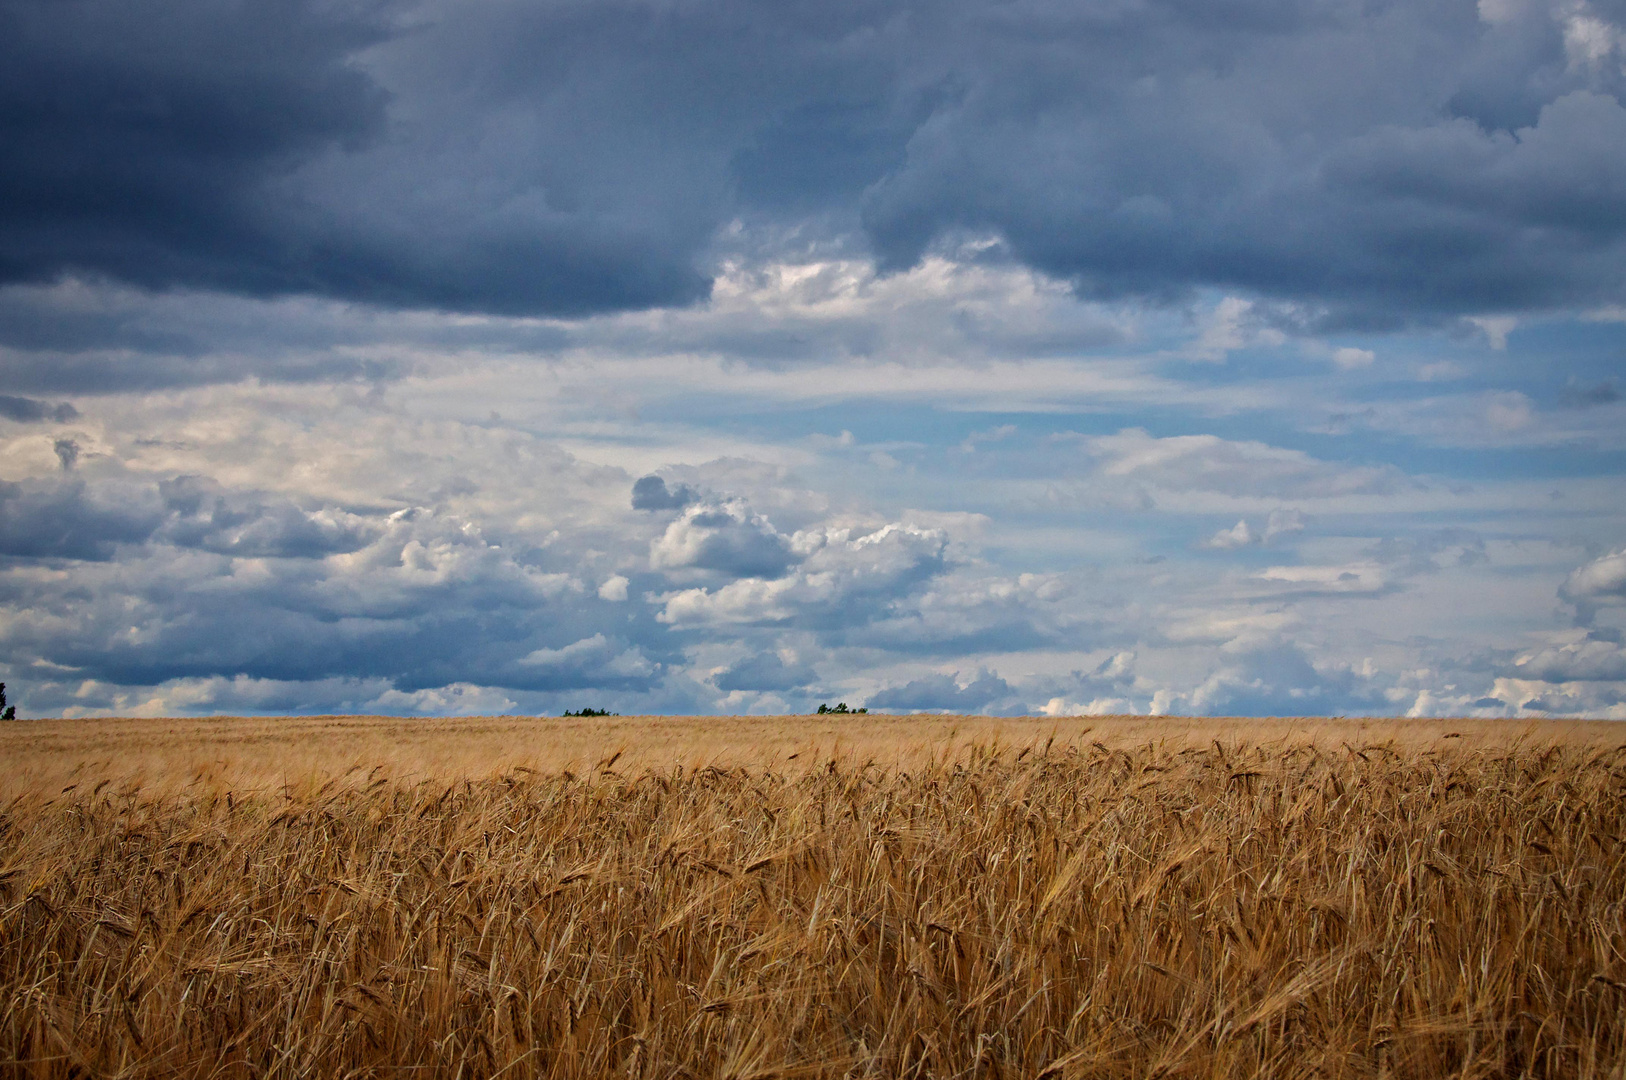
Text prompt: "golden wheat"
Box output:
[[6, 714, 1617, 800], [2, 732, 1624, 1077]]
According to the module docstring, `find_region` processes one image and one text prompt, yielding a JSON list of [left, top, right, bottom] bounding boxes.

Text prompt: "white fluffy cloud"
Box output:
[[1206, 520, 1258, 549], [1204, 510, 1307, 550], [650, 500, 797, 580], [1562, 549, 1626, 616], [1510, 638, 1626, 682], [656, 522, 948, 629]]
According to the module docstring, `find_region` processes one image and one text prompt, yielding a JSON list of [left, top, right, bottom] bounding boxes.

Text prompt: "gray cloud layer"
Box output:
[[5, 0, 1626, 321], [0, 395, 77, 422]]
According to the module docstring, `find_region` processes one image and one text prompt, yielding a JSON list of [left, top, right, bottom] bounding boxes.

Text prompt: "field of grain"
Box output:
[[2, 717, 1624, 1078], [6, 713, 1618, 799]]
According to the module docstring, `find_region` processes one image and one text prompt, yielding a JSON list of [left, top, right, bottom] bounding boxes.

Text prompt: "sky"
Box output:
[[3, 0, 1626, 719]]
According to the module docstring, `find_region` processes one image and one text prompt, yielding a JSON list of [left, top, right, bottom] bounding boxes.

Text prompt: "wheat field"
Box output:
[[2, 716, 1624, 1078]]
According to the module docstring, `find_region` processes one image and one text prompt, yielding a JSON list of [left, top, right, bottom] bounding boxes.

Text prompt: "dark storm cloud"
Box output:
[[7, 0, 1626, 323], [0, 473, 379, 563], [855, 5, 1626, 324], [0, 395, 77, 422], [0, 0, 713, 316], [0, 0, 390, 291], [0, 478, 160, 560], [631, 476, 699, 512]]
